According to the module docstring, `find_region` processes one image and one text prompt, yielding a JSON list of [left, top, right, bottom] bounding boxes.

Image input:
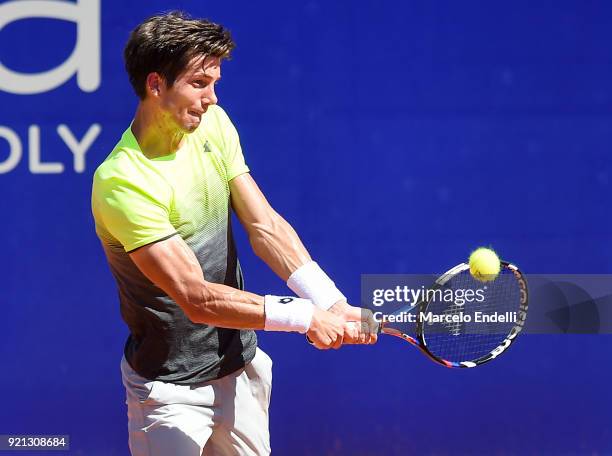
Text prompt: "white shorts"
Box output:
[[120, 347, 273, 456]]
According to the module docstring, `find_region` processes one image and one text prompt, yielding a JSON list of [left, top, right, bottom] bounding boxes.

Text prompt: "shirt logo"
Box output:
[[203, 140, 212, 153]]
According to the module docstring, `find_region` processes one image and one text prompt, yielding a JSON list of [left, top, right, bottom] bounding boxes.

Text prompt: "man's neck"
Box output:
[[131, 103, 184, 159]]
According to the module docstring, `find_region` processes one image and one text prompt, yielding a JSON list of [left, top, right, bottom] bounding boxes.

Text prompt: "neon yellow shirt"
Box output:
[[93, 105, 249, 252], [91, 105, 256, 383]]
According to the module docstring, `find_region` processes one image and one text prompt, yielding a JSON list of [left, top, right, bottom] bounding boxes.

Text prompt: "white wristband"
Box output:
[[264, 295, 314, 334], [287, 261, 346, 310]]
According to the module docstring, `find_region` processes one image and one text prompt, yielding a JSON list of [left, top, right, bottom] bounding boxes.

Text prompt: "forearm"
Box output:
[[184, 281, 264, 328], [229, 173, 344, 309], [183, 281, 315, 335], [247, 212, 347, 310], [248, 210, 312, 281], [228, 174, 376, 344]]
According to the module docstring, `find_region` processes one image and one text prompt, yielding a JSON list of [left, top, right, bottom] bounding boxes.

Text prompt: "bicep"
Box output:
[[129, 235, 209, 320], [129, 233, 265, 329]]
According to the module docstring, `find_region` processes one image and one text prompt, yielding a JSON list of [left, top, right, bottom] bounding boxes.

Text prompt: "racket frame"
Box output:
[[380, 261, 528, 368]]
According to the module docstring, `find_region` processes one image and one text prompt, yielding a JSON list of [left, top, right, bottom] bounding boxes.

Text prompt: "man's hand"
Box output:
[[329, 301, 378, 345], [306, 307, 346, 350]]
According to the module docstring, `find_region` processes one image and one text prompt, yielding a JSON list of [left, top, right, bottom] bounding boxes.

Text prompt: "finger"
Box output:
[[312, 340, 326, 350], [342, 321, 358, 344], [358, 330, 367, 344], [368, 319, 380, 336], [349, 321, 367, 344], [367, 332, 378, 344], [325, 335, 336, 349], [361, 321, 371, 344], [314, 334, 333, 350], [369, 320, 379, 340], [347, 323, 360, 344], [342, 334, 357, 345], [332, 333, 343, 350]]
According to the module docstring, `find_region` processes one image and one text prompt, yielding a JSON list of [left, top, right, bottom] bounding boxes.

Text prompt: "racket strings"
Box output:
[[441, 302, 464, 336], [422, 267, 522, 363]]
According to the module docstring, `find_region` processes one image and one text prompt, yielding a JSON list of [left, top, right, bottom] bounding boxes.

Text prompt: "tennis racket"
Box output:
[[361, 261, 528, 368]]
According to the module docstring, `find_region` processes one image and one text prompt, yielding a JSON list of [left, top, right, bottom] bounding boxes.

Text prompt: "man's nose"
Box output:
[[203, 86, 217, 106]]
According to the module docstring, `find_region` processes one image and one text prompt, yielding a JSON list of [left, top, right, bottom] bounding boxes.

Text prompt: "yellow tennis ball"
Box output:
[[469, 247, 501, 282]]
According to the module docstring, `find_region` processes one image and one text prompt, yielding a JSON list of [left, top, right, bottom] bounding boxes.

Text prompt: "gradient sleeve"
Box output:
[[92, 174, 176, 252]]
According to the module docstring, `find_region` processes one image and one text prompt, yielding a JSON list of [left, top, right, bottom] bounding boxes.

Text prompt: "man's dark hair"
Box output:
[[124, 11, 235, 99]]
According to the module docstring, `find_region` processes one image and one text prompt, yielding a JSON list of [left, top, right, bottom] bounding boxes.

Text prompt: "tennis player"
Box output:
[[91, 11, 377, 456]]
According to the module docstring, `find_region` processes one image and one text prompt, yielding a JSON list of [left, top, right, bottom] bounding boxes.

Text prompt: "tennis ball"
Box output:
[[469, 247, 501, 282]]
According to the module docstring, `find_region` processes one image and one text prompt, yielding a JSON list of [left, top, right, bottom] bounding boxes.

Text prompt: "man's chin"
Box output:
[[182, 120, 201, 133]]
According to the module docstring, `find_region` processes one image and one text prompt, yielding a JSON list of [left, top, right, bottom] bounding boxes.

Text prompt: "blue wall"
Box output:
[[1, 1, 610, 454]]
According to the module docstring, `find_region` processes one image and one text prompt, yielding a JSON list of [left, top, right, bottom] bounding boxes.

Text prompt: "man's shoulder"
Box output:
[[94, 150, 132, 180], [96, 123, 149, 175], [92, 129, 149, 192]]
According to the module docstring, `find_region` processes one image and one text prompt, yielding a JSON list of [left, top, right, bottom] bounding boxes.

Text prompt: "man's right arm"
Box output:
[[128, 234, 346, 348]]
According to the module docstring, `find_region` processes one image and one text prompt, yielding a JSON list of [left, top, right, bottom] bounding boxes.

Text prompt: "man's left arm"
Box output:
[[229, 173, 377, 344]]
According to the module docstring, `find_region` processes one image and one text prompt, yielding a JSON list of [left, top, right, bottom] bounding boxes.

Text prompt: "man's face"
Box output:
[[155, 55, 221, 133]]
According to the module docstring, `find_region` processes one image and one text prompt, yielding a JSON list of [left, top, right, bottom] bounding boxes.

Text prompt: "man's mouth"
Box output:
[[188, 108, 206, 118]]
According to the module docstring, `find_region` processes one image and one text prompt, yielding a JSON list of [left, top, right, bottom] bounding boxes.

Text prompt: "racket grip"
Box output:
[[305, 325, 360, 345], [343, 320, 382, 344], [346, 320, 383, 334], [306, 320, 381, 345]]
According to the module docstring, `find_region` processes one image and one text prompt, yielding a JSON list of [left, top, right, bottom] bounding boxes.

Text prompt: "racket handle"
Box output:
[[306, 320, 381, 345], [343, 320, 382, 345], [305, 322, 359, 345], [346, 320, 384, 334]]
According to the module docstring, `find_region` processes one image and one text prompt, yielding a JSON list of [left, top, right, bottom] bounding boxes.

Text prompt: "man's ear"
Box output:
[[145, 72, 164, 98]]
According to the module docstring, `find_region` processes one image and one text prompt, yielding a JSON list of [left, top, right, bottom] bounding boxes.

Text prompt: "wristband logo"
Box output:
[[0, 0, 100, 95], [279, 298, 294, 304]]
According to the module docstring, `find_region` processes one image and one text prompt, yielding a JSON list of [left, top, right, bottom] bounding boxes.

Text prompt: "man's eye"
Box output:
[[192, 79, 219, 88]]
